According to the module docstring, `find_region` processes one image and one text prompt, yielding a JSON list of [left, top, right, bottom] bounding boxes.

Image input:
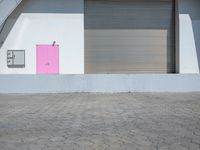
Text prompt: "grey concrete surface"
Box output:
[[1, 74, 200, 93], [0, 93, 200, 150]]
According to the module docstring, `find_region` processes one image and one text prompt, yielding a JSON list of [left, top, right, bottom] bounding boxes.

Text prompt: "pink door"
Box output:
[[37, 45, 59, 74]]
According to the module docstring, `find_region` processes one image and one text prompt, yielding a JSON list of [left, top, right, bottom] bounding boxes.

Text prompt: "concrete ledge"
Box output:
[[0, 74, 200, 93]]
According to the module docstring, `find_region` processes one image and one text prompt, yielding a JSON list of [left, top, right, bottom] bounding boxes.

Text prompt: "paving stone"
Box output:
[[170, 143, 189, 150], [0, 93, 200, 150], [188, 143, 200, 150], [159, 147, 169, 150]]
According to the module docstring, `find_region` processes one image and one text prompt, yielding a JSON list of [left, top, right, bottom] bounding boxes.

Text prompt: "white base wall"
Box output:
[[0, 0, 84, 74], [0, 75, 200, 93]]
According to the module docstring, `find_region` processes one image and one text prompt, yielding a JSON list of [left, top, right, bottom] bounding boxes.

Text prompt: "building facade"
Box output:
[[0, 0, 200, 93], [0, 0, 200, 75]]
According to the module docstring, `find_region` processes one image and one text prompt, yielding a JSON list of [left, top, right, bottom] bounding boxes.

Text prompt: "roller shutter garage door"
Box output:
[[85, 0, 175, 73]]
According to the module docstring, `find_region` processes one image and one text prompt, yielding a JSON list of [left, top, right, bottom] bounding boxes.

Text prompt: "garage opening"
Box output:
[[85, 0, 175, 74]]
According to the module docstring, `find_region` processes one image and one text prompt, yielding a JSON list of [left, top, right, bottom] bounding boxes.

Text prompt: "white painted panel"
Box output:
[[178, 0, 200, 73], [0, 0, 84, 74], [179, 14, 199, 73]]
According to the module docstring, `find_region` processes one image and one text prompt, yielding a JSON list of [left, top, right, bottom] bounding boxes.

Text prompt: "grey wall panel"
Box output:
[[0, 75, 200, 93], [0, 0, 22, 26], [85, 0, 175, 74]]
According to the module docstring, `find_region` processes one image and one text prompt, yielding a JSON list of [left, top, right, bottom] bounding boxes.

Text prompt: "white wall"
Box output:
[[178, 0, 200, 74], [0, 0, 84, 74], [1, 74, 200, 93]]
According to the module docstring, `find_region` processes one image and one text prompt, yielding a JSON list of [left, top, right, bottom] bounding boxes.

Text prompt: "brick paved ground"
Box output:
[[0, 93, 200, 150]]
